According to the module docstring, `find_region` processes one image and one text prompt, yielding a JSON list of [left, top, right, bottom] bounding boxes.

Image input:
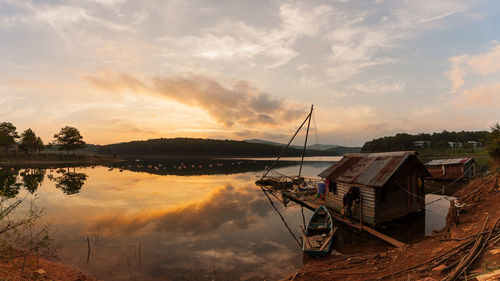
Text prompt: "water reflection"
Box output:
[[0, 168, 22, 198], [20, 169, 46, 194], [8, 165, 311, 281], [49, 170, 88, 195]]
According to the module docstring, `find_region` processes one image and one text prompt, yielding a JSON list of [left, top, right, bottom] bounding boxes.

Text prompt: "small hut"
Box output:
[[318, 151, 430, 226], [425, 158, 476, 180]]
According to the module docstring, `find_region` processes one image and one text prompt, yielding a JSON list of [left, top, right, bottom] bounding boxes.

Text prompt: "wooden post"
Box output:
[[359, 195, 363, 231]]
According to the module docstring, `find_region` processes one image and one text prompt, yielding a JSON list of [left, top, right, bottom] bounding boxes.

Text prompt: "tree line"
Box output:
[[361, 130, 490, 152], [0, 122, 86, 154], [97, 137, 342, 157]]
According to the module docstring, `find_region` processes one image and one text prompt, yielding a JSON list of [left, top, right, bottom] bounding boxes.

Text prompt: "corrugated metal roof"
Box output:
[[318, 151, 430, 187], [425, 158, 473, 166]]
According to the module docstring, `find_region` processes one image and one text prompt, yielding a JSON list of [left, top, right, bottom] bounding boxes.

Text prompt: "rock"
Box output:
[[35, 268, 46, 276], [432, 264, 447, 272], [347, 257, 366, 264]]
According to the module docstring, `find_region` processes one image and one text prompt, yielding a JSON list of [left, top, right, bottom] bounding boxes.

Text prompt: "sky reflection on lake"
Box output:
[[5, 162, 333, 281], [1, 159, 451, 280]]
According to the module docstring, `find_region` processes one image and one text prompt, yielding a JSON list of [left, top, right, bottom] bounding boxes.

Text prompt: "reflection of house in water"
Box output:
[[318, 151, 430, 227], [425, 158, 476, 180]]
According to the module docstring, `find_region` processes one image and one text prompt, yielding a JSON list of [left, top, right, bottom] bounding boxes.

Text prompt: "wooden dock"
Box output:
[[282, 192, 407, 248]]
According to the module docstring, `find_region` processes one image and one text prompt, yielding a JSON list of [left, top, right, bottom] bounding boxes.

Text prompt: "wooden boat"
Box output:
[[300, 205, 337, 256]]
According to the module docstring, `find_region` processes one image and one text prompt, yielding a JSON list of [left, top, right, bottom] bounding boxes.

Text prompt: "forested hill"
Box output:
[[244, 139, 361, 154], [361, 130, 489, 152], [97, 138, 343, 157]]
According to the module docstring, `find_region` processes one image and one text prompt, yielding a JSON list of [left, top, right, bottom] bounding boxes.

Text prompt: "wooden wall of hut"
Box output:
[[375, 163, 425, 223], [325, 182, 376, 226]]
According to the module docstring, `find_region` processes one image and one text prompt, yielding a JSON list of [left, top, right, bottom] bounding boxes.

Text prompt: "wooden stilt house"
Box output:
[[318, 151, 431, 226], [425, 158, 476, 180]]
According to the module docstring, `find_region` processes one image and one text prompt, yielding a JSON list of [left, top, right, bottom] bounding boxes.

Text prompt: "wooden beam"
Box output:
[[299, 226, 312, 249]]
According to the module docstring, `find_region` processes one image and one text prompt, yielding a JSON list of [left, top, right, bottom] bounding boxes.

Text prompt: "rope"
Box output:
[[394, 162, 484, 206], [259, 186, 302, 248]]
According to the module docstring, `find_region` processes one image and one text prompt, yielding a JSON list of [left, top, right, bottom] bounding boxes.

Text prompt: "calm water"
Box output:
[[1, 159, 450, 280]]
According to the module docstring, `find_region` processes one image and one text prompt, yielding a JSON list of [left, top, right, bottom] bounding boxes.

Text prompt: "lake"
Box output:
[[1, 158, 451, 280]]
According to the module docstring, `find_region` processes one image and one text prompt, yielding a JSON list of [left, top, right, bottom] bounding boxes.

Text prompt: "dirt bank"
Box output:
[[0, 254, 98, 281], [285, 173, 500, 281]]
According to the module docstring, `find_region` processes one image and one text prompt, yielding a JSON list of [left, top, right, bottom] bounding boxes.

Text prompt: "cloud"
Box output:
[[351, 80, 405, 95], [159, 2, 332, 68], [88, 185, 271, 235], [446, 43, 500, 90], [324, 0, 469, 81], [446, 43, 500, 109], [83, 72, 307, 127], [460, 83, 500, 106]]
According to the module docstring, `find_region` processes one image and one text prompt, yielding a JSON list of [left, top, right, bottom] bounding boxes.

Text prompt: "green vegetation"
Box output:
[[97, 138, 343, 157], [487, 123, 500, 166], [0, 122, 20, 152], [19, 128, 44, 154], [361, 130, 489, 152], [53, 126, 86, 154]]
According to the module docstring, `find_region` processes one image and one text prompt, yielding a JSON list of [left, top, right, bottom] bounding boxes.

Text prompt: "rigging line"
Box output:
[[261, 108, 313, 180], [312, 108, 320, 147], [259, 186, 302, 248], [299, 105, 313, 178]]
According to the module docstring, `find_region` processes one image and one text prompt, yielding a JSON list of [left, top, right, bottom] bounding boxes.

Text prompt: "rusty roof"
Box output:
[[425, 158, 474, 166], [318, 151, 430, 187]]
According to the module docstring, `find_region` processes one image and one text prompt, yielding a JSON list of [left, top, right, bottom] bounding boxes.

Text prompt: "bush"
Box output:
[[487, 123, 500, 166]]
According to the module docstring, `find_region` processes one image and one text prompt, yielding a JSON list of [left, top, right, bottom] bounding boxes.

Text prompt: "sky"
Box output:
[[1, 0, 500, 146]]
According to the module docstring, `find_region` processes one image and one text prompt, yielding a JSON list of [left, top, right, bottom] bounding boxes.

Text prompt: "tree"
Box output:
[[53, 126, 86, 154], [36, 137, 45, 154], [19, 128, 40, 154], [0, 122, 20, 152], [487, 123, 500, 166]]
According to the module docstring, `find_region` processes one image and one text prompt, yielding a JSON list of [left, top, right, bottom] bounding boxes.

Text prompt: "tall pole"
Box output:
[[260, 107, 313, 180], [298, 105, 313, 178]]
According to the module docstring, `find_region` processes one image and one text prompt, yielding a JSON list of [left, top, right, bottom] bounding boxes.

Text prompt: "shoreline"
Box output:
[[0, 153, 122, 167]]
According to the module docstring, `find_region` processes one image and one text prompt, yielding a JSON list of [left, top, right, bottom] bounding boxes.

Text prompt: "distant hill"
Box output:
[[245, 139, 361, 155], [97, 138, 344, 157]]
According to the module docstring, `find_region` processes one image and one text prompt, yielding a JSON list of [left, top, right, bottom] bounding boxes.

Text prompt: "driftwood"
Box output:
[[442, 217, 490, 281], [379, 217, 500, 280]]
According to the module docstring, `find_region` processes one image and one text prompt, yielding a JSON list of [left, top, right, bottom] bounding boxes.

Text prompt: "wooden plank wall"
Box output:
[[325, 182, 376, 226]]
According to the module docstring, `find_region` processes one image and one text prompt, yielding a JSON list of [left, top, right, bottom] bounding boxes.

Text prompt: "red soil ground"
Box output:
[[284, 173, 500, 281]]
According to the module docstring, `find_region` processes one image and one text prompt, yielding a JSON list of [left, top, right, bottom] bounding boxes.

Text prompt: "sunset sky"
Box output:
[[1, 0, 500, 146]]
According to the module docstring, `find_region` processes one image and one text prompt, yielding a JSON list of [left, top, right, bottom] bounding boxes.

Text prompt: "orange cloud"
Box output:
[[83, 72, 307, 127]]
